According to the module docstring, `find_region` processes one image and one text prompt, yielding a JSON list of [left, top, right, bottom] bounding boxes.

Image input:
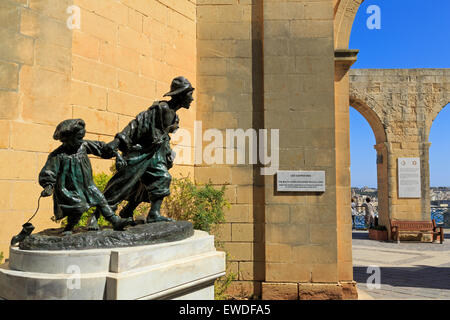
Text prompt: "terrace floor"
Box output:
[[353, 229, 450, 300]]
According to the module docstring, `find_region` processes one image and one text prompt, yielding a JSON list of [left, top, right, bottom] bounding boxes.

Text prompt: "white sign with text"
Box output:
[[398, 158, 421, 198], [277, 171, 326, 192]]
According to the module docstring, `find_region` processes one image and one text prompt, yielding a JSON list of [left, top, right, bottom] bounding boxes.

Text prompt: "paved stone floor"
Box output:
[[353, 229, 450, 300]]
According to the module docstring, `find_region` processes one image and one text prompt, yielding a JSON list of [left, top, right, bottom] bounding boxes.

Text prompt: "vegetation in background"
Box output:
[[162, 175, 230, 233], [0, 252, 3, 264], [213, 251, 238, 300]]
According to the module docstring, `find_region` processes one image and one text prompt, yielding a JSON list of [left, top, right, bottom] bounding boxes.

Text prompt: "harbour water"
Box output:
[[353, 208, 446, 230]]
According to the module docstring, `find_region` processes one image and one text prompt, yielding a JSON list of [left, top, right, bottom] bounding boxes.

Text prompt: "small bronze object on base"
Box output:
[[90, 76, 195, 229], [11, 223, 35, 246]]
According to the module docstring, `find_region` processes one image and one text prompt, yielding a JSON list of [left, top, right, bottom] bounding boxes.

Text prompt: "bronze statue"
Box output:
[[38, 119, 132, 234], [88, 76, 195, 229], [10, 76, 194, 247]]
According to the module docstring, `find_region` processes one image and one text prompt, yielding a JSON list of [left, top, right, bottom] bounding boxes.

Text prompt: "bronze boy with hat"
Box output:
[[89, 76, 195, 229]]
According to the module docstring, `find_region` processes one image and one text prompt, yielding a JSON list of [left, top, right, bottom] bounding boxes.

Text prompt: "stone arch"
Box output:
[[349, 94, 387, 145], [424, 99, 450, 222], [349, 93, 390, 228], [428, 99, 450, 139], [334, 0, 365, 49], [332, 0, 365, 283]]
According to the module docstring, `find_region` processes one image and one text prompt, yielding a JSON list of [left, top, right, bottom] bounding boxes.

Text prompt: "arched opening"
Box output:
[[429, 103, 450, 227], [349, 107, 377, 229], [340, 0, 450, 300], [334, 0, 365, 50], [349, 96, 389, 230]]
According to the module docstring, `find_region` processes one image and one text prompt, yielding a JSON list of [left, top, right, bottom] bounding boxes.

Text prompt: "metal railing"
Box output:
[[352, 207, 447, 229]]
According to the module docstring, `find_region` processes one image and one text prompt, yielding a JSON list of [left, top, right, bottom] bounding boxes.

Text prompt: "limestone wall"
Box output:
[[196, 0, 263, 297], [71, 0, 197, 176], [263, 0, 338, 295], [0, 0, 197, 257], [0, 0, 73, 257], [196, 0, 355, 299]]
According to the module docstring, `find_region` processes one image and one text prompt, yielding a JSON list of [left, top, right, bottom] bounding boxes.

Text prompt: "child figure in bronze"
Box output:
[[39, 119, 131, 234]]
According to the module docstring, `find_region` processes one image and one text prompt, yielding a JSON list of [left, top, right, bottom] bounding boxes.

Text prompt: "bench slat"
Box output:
[[390, 220, 434, 231]]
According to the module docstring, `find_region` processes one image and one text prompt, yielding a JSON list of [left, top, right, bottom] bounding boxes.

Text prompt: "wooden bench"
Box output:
[[390, 219, 444, 244]]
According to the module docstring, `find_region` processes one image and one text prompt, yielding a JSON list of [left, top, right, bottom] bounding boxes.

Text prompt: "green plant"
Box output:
[[214, 251, 237, 300], [59, 173, 231, 231], [162, 175, 230, 233], [0, 251, 3, 264], [215, 271, 237, 300]]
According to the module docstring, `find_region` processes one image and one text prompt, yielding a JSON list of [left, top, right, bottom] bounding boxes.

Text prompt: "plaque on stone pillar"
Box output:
[[398, 158, 421, 198], [277, 171, 326, 192]]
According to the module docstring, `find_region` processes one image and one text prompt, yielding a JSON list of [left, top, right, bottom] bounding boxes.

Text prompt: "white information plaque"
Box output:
[[398, 158, 421, 198], [277, 171, 326, 192]]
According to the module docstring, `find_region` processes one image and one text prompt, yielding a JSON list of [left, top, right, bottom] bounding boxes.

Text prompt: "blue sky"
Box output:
[[349, 0, 450, 187]]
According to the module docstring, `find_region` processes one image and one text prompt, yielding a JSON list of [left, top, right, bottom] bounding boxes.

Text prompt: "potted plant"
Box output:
[[369, 225, 388, 241]]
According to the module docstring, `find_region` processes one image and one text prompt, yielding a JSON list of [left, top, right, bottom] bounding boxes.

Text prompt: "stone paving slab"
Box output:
[[353, 230, 450, 300]]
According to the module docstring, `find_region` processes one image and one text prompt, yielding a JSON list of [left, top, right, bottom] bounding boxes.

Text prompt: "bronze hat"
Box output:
[[163, 76, 195, 97], [53, 119, 85, 141]]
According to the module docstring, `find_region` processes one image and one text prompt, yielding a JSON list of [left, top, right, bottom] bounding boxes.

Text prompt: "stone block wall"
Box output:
[[196, 0, 356, 299], [0, 0, 197, 257], [0, 0, 73, 257], [71, 0, 197, 176], [262, 0, 346, 299], [196, 0, 265, 297]]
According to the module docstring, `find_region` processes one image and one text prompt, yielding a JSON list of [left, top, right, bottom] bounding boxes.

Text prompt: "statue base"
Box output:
[[0, 230, 225, 300], [19, 221, 195, 251]]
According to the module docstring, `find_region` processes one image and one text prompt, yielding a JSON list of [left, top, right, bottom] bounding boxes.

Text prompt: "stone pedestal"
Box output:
[[0, 230, 225, 300]]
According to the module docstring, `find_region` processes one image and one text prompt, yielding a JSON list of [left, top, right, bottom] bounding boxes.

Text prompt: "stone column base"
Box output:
[[0, 230, 225, 300], [262, 281, 358, 300]]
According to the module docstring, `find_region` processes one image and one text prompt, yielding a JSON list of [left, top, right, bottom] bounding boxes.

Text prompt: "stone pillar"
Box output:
[[420, 142, 431, 221], [196, 0, 265, 297], [261, 0, 356, 300], [387, 147, 423, 223], [335, 49, 358, 289], [374, 142, 390, 228]]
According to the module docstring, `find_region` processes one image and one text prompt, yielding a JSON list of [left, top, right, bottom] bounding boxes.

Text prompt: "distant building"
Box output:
[[354, 187, 450, 211]]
